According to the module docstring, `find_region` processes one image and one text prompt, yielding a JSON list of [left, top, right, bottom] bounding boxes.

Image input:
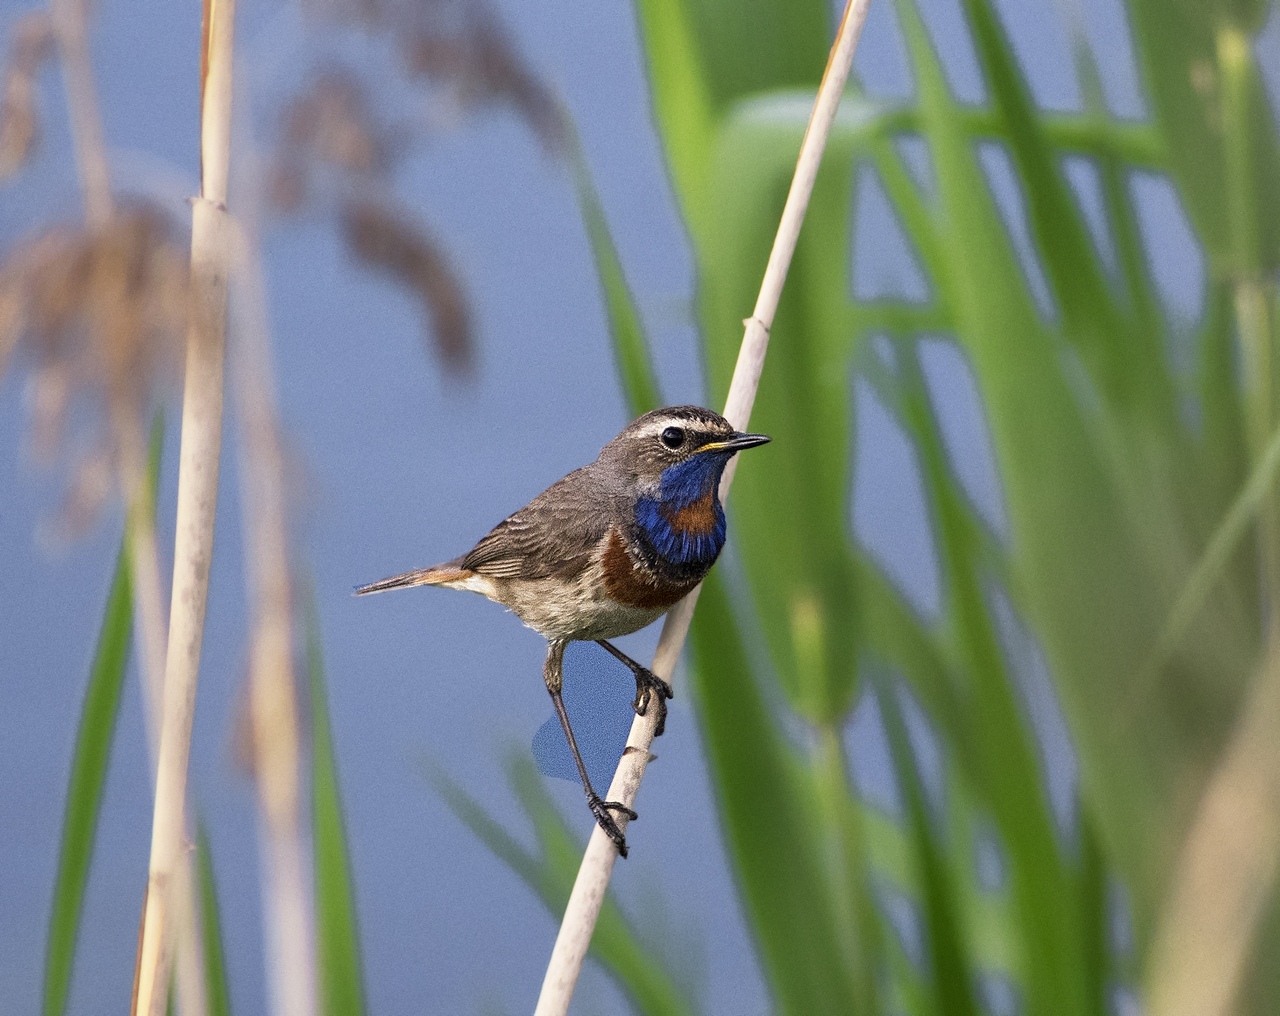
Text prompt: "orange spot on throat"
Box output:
[[662, 493, 718, 534]]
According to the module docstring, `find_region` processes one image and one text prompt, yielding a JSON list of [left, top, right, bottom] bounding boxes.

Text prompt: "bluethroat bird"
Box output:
[[356, 406, 769, 856]]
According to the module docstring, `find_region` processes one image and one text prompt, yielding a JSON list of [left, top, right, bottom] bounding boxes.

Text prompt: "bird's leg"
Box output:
[[543, 640, 637, 858], [596, 640, 673, 738]]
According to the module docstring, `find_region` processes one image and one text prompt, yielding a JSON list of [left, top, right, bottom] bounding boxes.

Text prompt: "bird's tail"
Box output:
[[354, 561, 473, 596]]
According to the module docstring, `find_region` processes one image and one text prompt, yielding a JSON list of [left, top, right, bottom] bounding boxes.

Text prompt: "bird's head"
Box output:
[[600, 406, 768, 569], [601, 406, 771, 504]]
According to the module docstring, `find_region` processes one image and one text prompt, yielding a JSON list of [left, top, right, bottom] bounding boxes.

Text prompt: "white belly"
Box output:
[[443, 568, 663, 642]]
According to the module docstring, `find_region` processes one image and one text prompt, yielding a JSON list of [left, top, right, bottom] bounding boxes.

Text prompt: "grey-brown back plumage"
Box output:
[[460, 463, 616, 580]]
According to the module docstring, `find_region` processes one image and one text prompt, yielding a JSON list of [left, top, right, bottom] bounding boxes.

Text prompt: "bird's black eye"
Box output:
[[660, 426, 686, 449]]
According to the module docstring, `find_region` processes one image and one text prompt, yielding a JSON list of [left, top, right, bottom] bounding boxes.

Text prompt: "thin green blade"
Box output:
[[42, 417, 163, 1016], [569, 145, 662, 416], [196, 825, 232, 1016], [42, 542, 133, 1016], [876, 680, 980, 1016], [307, 607, 367, 1016], [688, 575, 863, 1014]]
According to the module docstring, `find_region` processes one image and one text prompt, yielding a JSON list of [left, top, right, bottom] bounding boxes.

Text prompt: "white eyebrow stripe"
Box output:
[[636, 420, 679, 438], [628, 409, 730, 442]]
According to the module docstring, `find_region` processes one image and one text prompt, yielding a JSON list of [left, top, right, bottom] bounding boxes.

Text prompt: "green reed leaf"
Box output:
[[42, 416, 162, 1016], [196, 825, 232, 1016], [894, 0, 1182, 937], [875, 680, 981, 1016], [688, 575, 863, 1014], [42, 540, 133, 1016], [307, 606, 367, 1016], [1138, 414, 1280, 693], [568, 146, 662, 416], [1127, 0, 1280, 274]]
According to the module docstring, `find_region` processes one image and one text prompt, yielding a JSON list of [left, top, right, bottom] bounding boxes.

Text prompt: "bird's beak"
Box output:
[[700, 431, 772, 454]]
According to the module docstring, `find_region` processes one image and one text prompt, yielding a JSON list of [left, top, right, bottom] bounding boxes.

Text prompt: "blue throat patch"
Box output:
[[635, 453, 730, 567]]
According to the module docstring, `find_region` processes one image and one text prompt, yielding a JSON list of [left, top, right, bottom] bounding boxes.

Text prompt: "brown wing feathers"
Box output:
[[357, 466, 610, 593], [459, 468, 608, 581]]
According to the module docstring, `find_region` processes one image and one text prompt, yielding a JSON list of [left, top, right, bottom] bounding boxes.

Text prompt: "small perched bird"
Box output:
[[356, 406, 769, 856]]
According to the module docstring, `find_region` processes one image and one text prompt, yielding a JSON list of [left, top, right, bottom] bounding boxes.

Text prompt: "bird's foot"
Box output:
[[587, 791, 637, 859], [632, 668, 674, 738]]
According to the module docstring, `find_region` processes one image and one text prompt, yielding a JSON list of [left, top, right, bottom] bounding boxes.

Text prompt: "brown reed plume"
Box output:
[[265, 0, 579, 377]]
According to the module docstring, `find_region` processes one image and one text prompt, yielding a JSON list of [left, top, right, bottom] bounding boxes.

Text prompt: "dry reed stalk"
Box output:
[[48, 0, 110, 227], [229, 215, 317, 1016], [118, 421, 208, 1016], [123, 427, 210, 1016], [49, 0, 170, 760], [116, 413, 207, 1016], [133, 1, 237, 1014], [1145, 26, 1280, 1015], [532, 2, 872, 1011], [1145, 635, 1280, 1016], [49, 0, 169, 731], [42, 2, 210, 1012]]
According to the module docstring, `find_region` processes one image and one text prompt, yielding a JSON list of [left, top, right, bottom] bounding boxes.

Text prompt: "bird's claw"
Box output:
[[587, 791, 637, 858], [632, 668, 674, 738]]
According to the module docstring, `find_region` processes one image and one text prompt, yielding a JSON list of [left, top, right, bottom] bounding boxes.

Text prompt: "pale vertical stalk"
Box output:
[[50, 0, 165, 730], [1144, 26, 1280, 1016], [52, 0, 166, 769], [48, 0, 111, 227], [120, 426, 209, 1016], [114, 423, 169, 733], [46, 0, 208, 1010], [228, 215, 317, 1016], [48, 0, 171, 747], [133, 1, 237, 1014], [533, 2, 872, 1011], [1146, 638, 1280, 1016]]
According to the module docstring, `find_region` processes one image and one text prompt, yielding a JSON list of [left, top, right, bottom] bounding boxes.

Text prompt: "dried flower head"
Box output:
[[271, 0, 569, 375], [0, 12, 55, 180], [399, 8, 567, 154], [0, 204, 189, 530], [297, 0, 567, 154], [271, 70, 386, 211], [340, 198, 471, 372]]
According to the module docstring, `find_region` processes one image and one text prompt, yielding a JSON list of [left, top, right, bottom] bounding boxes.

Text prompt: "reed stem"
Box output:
[[46, 0, 209, 1010], [48, 0, 111, 227], [1145, 26, 1280, 1016], [1145, 637, 1280, 1016], [533, 2, 872, 1010], [133, 1, 236, 1013], [230, 213, 317, 1016], [120, 425, 209, 1016]]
